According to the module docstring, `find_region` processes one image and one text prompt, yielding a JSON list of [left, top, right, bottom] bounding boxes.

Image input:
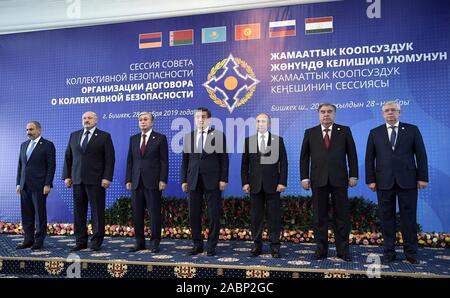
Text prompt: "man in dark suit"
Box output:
[[63, 111, 115, 251], [181, 107, 228, 256], [126, 112, 168, 253], [16, 121, 56, 250], [300, 103, 358, 261], [241, 113, 288, 258], [365, 101, 428, 264]]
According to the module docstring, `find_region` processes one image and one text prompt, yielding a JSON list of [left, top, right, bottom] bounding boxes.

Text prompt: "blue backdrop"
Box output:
[[1, 0, 449, 232]]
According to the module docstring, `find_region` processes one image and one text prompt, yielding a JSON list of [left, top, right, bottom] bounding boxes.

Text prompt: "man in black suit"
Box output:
[[16, 121, 56, 250], [126, 112, 168, 253], [300, 103, 358, 261], [63, 111, 115, 251], [365, 101, 428, 264], [241, 113, 288, 258], [181, 107, 228, 256]]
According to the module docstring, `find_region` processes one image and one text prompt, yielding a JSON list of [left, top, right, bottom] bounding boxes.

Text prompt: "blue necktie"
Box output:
[[389, 126, 397, 149], [26, 141, 36, 161], [82, 130, 90, 152]]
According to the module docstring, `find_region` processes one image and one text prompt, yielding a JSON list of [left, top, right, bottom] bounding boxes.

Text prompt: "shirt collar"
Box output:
[[198, 126, 209, 134], [385, 122, 399, 129], [142, 129, 152, 137], [321, 124, 333, 132], [84, 126, 96, 134], [30, 136, 41, 144], [258, 131, 269, 139]]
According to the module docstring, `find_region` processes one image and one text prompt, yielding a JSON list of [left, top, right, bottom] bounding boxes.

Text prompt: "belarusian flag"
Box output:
[[305, 16, 333, 35]]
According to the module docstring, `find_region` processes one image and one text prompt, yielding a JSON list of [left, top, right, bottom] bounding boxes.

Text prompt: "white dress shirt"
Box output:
[[140, 129, 152, 148], [80, 127, 96, 147]]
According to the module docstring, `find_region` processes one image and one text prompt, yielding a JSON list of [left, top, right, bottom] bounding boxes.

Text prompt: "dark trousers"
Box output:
[[377, 182, 418, 258], [189, 174, 221, 250], [73, 183, 105, 247], [20, 186, 47, 246], [132, 178, 161, 248], [250, 190, 281, 250], [312, 184, 350, 256]]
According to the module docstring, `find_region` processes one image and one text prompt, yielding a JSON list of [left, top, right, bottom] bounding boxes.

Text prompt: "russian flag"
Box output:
[[269, 20, 296, 38]]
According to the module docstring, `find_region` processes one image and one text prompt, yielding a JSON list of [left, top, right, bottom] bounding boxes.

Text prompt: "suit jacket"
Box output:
[[125, 130, 168, 190], [17, 137, 56, 192], [365, 122, 428, 190], [181, 128, 229, 191], [241, 133, 288, 194], [300, 124, 358, 188], [63, 128, 115, 185]]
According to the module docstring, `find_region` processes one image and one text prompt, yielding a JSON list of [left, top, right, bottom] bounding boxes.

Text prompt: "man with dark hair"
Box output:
[[16, 121, 56, 250], [181, 107, 228, 256], [300, 103, 358, 261]]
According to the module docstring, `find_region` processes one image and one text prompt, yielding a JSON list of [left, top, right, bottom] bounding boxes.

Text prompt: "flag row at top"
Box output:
[[138, 17, 333, 49]]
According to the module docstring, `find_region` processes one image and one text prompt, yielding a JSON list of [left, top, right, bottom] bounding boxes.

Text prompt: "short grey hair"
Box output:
[[382, 101, 401, 111], [138, 112, 155, 121]]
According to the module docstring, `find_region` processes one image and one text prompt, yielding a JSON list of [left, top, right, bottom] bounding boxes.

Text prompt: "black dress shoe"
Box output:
[[31, 244, 43, 250], [151, 247, 160, 253], [206, 249, 216, 256], [406, 256, 419, 264], [128, 245, 145, 252], [250, 248, 262, 257], [90, 245, 101, 251], [16, 243, 33, 249], [337, 254, 352, 262], [70, 244, 88, 252], [271, 249, 281, 259], [313, 253, 327, 260], [189, 247, 203, 255], [382, 254, 396, 263]]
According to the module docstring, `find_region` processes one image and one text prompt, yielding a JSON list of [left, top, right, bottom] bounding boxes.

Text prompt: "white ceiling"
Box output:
[[0, 0, 334, 35]]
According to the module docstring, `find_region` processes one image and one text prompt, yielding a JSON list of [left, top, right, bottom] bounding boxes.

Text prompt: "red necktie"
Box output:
[[324, 128, 330, 149], [140, 134, 147, 156]]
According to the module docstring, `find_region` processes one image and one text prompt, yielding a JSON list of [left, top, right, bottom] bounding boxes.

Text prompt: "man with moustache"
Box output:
[[63, 111, 115, 251]]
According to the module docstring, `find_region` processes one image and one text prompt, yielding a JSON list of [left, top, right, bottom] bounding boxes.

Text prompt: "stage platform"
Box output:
[[0, 234, 449, 278]]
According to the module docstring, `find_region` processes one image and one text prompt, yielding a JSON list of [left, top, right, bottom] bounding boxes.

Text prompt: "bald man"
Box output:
[[63, 111, 115, 251]]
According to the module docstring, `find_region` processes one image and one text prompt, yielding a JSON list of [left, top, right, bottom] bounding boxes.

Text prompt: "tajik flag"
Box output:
[[305, 16, 333, 35]]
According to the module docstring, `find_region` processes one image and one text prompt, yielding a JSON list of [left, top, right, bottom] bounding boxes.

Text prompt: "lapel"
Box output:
[[134, 133, 142, 156], [380, 125, 391, 149], [393, 122, 405, 152], [329, 125, 339, 149], [143, 131, 157, 156], [249, 134, 258, 155], [190, 130, 196, 154], [22, 140, 30, 162], [314, 125, 328, 151], [203, 128, 215, 155], [76, 129, 85, 151], [87, 129, 99, 152]]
